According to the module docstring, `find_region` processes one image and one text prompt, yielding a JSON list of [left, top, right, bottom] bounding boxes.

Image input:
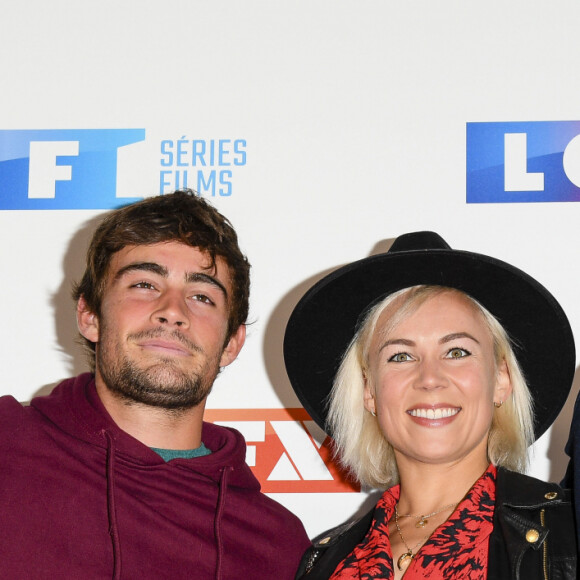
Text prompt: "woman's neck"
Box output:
[[394, 452, 490, 516]]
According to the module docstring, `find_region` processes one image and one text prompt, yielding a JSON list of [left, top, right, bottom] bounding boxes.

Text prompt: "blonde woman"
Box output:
[[285, 232, 576, 579]]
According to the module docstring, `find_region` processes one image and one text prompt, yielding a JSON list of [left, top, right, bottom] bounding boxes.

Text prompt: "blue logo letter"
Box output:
[[466, 121, 580, 203], [0, 129, 146, 209]]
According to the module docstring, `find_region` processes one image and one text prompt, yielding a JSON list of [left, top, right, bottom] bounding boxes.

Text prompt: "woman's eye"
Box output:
[[389, 352, 412, 363], [447, 347, 470, 359]]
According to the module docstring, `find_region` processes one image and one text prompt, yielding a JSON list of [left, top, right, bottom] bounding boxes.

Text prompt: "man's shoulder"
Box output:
[[0, 376, 84, 436], [0, 394, 28, 421], [0, 394, 45, 448]]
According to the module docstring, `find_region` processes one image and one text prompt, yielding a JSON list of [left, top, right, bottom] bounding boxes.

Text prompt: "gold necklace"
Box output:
[[393, 502, 458, 571], [396, 501, 459, 528]]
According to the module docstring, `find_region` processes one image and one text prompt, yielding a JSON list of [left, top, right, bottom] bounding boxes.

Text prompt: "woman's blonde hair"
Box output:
[[327, 285, 534, 490]]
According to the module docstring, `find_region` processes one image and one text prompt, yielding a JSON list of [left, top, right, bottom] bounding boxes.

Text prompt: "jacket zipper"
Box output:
[[540, 508, 548, 580]]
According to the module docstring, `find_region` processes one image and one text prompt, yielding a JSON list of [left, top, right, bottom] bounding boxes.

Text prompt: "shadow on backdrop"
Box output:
[[547, 365, 579, 482], [31, 214, 106, 400], [263, 238, 395, 410]]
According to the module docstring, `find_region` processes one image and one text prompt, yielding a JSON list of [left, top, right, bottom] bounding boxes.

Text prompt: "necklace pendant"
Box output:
[[397, 551, 413, 571], [415, 517, 428, 528]]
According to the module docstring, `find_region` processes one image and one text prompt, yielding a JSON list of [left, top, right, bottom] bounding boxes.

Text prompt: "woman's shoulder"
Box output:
[[495, 466, 572, 505], [295, 509, 375, 579], [492, 467, 576, 579]]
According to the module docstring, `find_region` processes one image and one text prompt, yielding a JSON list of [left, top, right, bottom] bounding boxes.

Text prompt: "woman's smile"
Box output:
[[407, 405, 461, 421]]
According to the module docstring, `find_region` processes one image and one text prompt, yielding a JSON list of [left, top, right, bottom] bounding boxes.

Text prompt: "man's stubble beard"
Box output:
[[97, 328, 223, 411]]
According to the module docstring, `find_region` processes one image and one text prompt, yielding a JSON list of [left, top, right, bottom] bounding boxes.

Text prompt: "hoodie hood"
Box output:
[[31, 372, 259, 489]]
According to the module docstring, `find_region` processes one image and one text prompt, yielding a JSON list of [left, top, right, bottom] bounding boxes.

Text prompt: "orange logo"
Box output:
[[205, 408, 360, 493]]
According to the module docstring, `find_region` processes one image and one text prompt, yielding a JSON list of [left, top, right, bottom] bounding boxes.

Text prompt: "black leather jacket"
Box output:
[[296, 468, 576, 579]]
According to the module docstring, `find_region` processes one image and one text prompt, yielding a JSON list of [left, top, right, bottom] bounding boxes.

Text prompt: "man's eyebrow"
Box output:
[[114, 262, 168, 280], [185, 272, 228, 299]]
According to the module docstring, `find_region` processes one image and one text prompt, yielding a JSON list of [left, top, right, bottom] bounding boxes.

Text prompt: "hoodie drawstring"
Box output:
[[104, 431, 122, 580], [214, 466, 232, 580]]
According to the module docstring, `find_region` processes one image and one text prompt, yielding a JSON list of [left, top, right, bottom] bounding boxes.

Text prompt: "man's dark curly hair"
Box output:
[[72, 190, 250, 366]]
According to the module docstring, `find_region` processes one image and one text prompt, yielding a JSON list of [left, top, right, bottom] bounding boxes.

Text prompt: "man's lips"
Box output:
[[407, 405, 461, 420], [137, 339, 192, 357]]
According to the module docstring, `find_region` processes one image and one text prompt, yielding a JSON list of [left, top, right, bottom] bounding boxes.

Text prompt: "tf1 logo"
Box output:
[[466, 121, 580, 203], [0, 129, 145, 209]]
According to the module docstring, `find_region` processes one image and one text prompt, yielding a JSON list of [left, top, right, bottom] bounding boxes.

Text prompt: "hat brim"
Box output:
[[284, 246, 575, 441]]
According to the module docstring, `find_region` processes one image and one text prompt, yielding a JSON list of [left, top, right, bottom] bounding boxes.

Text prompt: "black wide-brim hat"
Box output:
[[284, 231, 576, 441]]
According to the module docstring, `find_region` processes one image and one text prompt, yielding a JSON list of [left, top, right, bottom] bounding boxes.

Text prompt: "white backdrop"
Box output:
[[2, 1, 580, 538]]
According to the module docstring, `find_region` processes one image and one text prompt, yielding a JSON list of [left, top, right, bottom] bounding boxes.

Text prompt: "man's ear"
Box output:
[[77, 295, 100, 343], [219, 324, 246, 368]]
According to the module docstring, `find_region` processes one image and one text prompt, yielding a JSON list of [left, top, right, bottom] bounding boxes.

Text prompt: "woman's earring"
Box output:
[[494, 400, 503, 408]]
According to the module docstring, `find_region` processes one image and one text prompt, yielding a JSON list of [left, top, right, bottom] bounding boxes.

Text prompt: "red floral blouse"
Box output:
[[330, 464, 496, 579]]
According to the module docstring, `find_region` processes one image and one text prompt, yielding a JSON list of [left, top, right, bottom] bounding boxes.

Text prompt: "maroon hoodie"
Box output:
[[0, 373, 310, 579]]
